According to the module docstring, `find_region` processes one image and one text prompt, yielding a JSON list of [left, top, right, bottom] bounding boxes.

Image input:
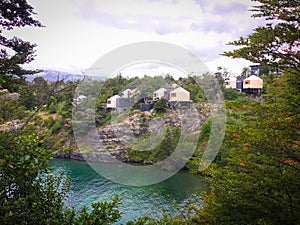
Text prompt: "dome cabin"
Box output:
[[106, 95, 121, 108], [225, 77, 237, 89], [153, 88, 169, 100], [169, 87, 191, 102], [121, 89, 132, 98], [242, 75, 263, 97]]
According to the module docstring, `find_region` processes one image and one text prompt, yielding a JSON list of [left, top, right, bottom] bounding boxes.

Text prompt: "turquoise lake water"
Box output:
[[50, 159, 208, 224]]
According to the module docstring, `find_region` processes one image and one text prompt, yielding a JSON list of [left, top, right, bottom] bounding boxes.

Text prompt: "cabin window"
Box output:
[[154, 93, 157, 97], [107, 100, 111, 104], [171, 93, 176, 97], [245, 81, 250, 85]]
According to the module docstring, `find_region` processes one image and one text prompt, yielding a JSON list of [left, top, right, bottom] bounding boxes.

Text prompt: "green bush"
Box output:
[[223, 88, 241, 100]]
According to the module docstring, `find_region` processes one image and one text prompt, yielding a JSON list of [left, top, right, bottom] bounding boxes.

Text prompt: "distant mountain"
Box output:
[[25, 70, 106, 82]]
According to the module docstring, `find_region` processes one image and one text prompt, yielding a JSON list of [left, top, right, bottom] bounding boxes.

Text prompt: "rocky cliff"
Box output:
[[57, 102, 211, 164]]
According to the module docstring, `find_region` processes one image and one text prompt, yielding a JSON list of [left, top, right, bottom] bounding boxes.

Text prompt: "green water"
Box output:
[[50, 159, 208, 224]]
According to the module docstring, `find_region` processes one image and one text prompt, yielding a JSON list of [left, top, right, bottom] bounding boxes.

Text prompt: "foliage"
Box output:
[[0, 0, 43, 91], [96, 74, 137, 104], [223, 0, 300, 73], [186, 119, 212, 173], [0, 132, 56, 224], [153, 98, 168, 113], [202, 71, 300, 225], [128, 126, 181, 164], [96, 108, 112, 126], [0, 131, 123, 225], [19, 84, 35, 110], [0, 94, 27, 124], [179, 76, 206, 102], [32, 77, 49, 106], [213, 2, 300, 223], [73, 195, 122, 225], [222, 88, 241, 100], [214, 66, 229, 89]]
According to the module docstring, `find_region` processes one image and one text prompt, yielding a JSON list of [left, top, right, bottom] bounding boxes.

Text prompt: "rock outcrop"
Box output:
[[58, 103, 211, 163]]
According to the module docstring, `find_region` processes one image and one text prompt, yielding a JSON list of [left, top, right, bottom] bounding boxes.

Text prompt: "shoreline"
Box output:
[[54, 151, 193, 173]]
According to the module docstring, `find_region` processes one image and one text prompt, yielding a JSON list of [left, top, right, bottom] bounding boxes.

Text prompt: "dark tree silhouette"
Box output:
[[0, 0, 43, 91]]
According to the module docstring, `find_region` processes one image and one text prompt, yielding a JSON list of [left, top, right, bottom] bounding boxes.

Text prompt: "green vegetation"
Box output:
[[1, 0, 299, 224], [153, 98, 169, 113], [202, 72, 300, 224], [222, 88, 242, 100], [0, 0, 42, 92], [223, 0, 300, 73], [128, 126, 181, 164], [0, 2, 122, 224]]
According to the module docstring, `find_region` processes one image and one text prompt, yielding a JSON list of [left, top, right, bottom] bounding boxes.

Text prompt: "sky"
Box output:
[[9, 0, 265, 77]]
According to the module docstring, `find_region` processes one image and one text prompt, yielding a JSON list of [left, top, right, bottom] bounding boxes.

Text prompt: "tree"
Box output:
[[0, 2, 124, 224], [214, 67, 229, 90], [0, 0, 43, 92], [19, 83, 36, 110], [223, 0, 300, 73], [32, 77, 49, 106], [222, 88, 241, 100], [241, 67, 250, 78], [0, 129, 123, 225], [206, 80, 300, 224], [153, 98, 168, 113], [0, 93, 27, 123], [205, 1, 300, 224]]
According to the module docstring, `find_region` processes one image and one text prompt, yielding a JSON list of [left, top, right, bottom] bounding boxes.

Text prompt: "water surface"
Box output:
[[50, 159, 208, 224]]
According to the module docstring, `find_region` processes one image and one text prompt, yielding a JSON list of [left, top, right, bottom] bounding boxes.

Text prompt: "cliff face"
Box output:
[[58, 102, 211, 163]]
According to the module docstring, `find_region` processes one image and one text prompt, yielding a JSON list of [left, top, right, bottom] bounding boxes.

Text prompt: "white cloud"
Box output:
[[13, 0, 265, 75]]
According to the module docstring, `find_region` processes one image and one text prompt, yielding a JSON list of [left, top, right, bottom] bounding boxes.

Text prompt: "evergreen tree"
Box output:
[[0, 0, 43, 92], [223, 0, 300, 73], [205, 1, 300, 224]]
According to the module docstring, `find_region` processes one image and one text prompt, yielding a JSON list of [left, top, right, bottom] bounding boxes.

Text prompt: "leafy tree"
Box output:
[[19, 83, 36, 110], [0, 131, 123, 225], [0, 0, 43, 92], [214, 66, 229, 89], [203, 1, 300, 224], [32, 77, 49, 106], [223, 88, 241, 100], [0, 94, 27, 123], [47, 96, 58, 113], [241, 67, 250, 78], [179, 76, 206, 102], [0, 2, 123, 224], [153, 98, 168, 113], [0, 132, 56, 223], [73, 196, 122, 225], [203, 71, 300, 225], [223, 0, 300, 73]]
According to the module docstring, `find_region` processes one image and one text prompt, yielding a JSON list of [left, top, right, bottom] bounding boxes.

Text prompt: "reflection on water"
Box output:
[[50, 159, 208, 224]]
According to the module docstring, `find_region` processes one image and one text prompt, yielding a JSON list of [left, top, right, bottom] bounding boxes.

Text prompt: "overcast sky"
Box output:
[[10, 0, 265, 77]]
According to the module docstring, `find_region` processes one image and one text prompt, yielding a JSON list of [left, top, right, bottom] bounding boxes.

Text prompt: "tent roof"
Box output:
[[122, 89, 132, 93], [171, 86, 189, 93], [108, 95, 121, 100], [245, 75, 263, 81], [154, 88, 168, 93]]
